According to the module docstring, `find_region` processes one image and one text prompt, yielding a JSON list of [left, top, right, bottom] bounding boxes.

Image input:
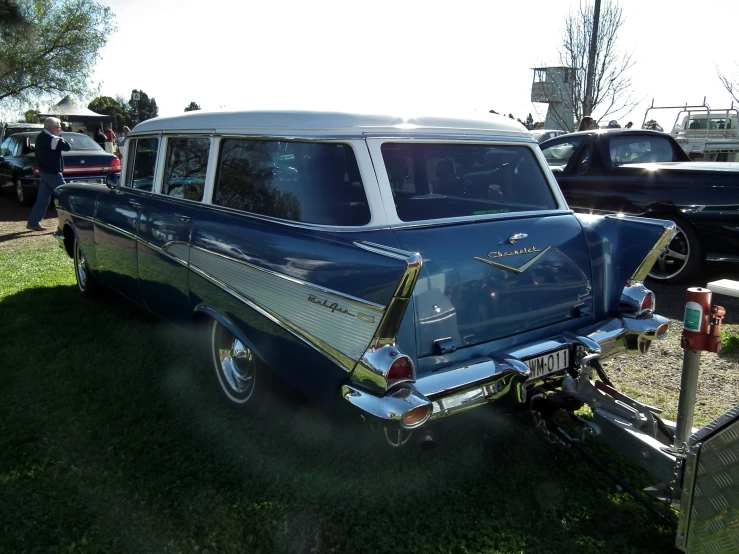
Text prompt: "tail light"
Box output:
[[33, 164, 39, 176], [387, 355, 413, 386], [640, 291, 655, 313], [110, 157, 121, 171], [402, 405, 431, 427]]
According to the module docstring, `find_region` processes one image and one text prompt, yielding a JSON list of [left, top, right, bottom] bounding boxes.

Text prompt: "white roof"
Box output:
[[130, 109, 532, 138]]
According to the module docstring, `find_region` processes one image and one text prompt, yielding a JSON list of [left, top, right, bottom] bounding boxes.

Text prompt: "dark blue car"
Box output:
[[52, 110, 672, 447]]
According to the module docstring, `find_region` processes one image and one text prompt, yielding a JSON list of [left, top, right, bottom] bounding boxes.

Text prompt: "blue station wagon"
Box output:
[[53, 110, 672, 447]]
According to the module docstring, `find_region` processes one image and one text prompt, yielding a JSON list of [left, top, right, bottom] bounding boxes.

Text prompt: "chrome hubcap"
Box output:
[[218, 335, 255, 395], [75, 242, 87, 289], [649, 224, 690, 280]]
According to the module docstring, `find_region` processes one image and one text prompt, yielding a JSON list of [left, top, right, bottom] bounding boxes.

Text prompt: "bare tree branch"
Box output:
[[557, 0, 641, 126], [716, 62, 739, 104]]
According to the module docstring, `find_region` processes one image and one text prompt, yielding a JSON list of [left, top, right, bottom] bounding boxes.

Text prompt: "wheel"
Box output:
[[211, 321, 273, 416], [73, 237, 100, 297], [15, 177, 33, 206], [647, 217, 702, 283]]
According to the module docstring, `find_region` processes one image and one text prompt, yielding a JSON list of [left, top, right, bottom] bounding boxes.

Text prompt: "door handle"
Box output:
[[176, 214, 191, 223], [130, 201, 141, 209]]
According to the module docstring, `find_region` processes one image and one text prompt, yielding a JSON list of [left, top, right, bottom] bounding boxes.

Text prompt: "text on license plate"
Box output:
[[525, 348, 569, 380]]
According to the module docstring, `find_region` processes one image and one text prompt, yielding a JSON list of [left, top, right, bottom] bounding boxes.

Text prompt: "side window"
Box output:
[[0, 137, 12, 157], [124, 137, 159, 191], [163, 138, 210, 201], [213, 139, 370, 226], [541, 139, 583, 172]]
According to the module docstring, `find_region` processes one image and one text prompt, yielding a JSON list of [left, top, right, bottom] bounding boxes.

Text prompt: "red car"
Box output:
[[0, 131, 121, 205]]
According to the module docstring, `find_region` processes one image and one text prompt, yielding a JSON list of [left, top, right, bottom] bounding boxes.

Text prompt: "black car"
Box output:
[[540, 129, 739, 283], [0, 131, 121, 205]]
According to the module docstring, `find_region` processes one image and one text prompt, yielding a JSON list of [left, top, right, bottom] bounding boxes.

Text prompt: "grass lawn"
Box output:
[[0, 241, 679, 553]]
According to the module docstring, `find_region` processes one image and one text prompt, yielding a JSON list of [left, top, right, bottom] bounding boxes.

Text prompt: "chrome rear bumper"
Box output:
[[341, 314, 669, 427]]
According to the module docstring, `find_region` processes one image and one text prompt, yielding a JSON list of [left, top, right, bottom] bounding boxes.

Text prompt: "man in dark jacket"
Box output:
[[26, 117, 71, 231]]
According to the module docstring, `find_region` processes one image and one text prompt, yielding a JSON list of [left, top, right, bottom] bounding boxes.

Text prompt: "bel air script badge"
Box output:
[[474, 246, 551, 274]]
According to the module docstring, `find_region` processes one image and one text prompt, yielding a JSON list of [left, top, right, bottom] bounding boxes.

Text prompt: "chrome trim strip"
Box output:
[[351, 242, 423, 395], [617, 217, 677, 282], [187, 246, 384, 364], [189, 244, 384, 310], [189, 263, 358, 372]]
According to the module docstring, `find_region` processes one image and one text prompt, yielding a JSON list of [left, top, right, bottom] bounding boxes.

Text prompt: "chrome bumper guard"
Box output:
[[52, 230, 65, 245], [342, 314, 669, 427]]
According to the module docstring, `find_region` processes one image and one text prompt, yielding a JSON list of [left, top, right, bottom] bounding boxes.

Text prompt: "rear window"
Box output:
[[60, 132, 103, 151], [213, 139, 370, 226], [381, 143, 557, 222], [609, 136, 678, 165]]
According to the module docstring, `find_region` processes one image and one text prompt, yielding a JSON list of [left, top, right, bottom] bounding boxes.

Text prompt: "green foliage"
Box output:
[[88, 95, 131, 131], [721, 330, 739, 354], [0, 0, 26, 37], [184, 101, 201, 112], [23, 108, 40, 122], [0, 239, 679, 553], [0, 0, 115, 107], [525, 113, 534, 129], [129, 89, 158, 123]]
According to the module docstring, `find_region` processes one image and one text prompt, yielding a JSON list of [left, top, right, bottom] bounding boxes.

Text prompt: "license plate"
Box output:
[[525, 348, 570, 380]]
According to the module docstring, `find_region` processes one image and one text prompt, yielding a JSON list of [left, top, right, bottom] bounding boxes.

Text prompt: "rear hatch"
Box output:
[[391, 214, 593, 358]]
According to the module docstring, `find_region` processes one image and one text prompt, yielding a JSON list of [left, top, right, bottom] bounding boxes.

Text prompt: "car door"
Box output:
[[93, 136, 160, 302], [540, 135, 607, 212], [137, 136, 213, 321]]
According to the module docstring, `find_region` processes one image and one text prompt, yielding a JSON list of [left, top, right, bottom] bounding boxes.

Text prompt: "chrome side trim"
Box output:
[[189, 263, 358, 372], [351, 242, 423, 394], [188, 246, 384, 364], [623, 218, 677, 282]]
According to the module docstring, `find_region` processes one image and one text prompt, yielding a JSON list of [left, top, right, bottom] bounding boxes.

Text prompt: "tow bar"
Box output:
[[532, 284, 739, 552]]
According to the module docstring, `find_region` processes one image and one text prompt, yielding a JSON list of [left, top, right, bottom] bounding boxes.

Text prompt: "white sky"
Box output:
[[17, 0, 739, 130]]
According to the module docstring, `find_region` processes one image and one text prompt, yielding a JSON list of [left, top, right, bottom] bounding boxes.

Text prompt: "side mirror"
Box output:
[[106, 173, 120, 189]]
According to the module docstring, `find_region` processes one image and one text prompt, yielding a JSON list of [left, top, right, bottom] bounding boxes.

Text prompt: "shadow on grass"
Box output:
[[0, 285, 677, 554]]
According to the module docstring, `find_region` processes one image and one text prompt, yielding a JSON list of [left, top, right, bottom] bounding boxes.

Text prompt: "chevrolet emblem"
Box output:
[[474, 246, 551, 274]]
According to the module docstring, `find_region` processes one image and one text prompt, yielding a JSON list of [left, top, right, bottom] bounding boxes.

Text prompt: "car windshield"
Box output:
[[609, 136, 678, 165], [381, 143, 557, 222]]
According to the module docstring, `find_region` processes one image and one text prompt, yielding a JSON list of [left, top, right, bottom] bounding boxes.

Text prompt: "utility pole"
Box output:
[[583, 0, 601, 117]]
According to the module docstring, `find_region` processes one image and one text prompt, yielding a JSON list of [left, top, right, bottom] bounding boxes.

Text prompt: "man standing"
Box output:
[[26, 117, 71, 232]]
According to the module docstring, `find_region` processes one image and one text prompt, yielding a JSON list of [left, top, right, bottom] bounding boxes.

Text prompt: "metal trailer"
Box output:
[[532, 280, 739, 552]]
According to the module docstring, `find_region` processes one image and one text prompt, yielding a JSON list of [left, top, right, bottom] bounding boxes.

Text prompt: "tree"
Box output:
[[184, 101, 201, 112], [128, 89, 158, 124], [88, 96, 131, 130], [717, 62, 739, 104], [555, 1, 637, 128], [23, 108, 40, 122], [0, 0, 115, 108], [525, 113, 534, 130], [0, 0, 26, 38]]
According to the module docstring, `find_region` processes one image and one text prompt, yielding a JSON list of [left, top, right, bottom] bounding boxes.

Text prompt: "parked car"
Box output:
[[540, 129, 739, 283], [52, 110, 671, 447], [0, 131, 121, 205], [530, 129, 566, 143], [0, 122, 44, 144]]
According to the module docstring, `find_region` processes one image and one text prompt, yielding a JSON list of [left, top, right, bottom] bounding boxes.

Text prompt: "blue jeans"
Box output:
[[28, 172, 65, 227]]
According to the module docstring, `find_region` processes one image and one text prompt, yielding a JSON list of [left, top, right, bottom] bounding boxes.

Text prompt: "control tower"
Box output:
[[531, 67, 576, 132]]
